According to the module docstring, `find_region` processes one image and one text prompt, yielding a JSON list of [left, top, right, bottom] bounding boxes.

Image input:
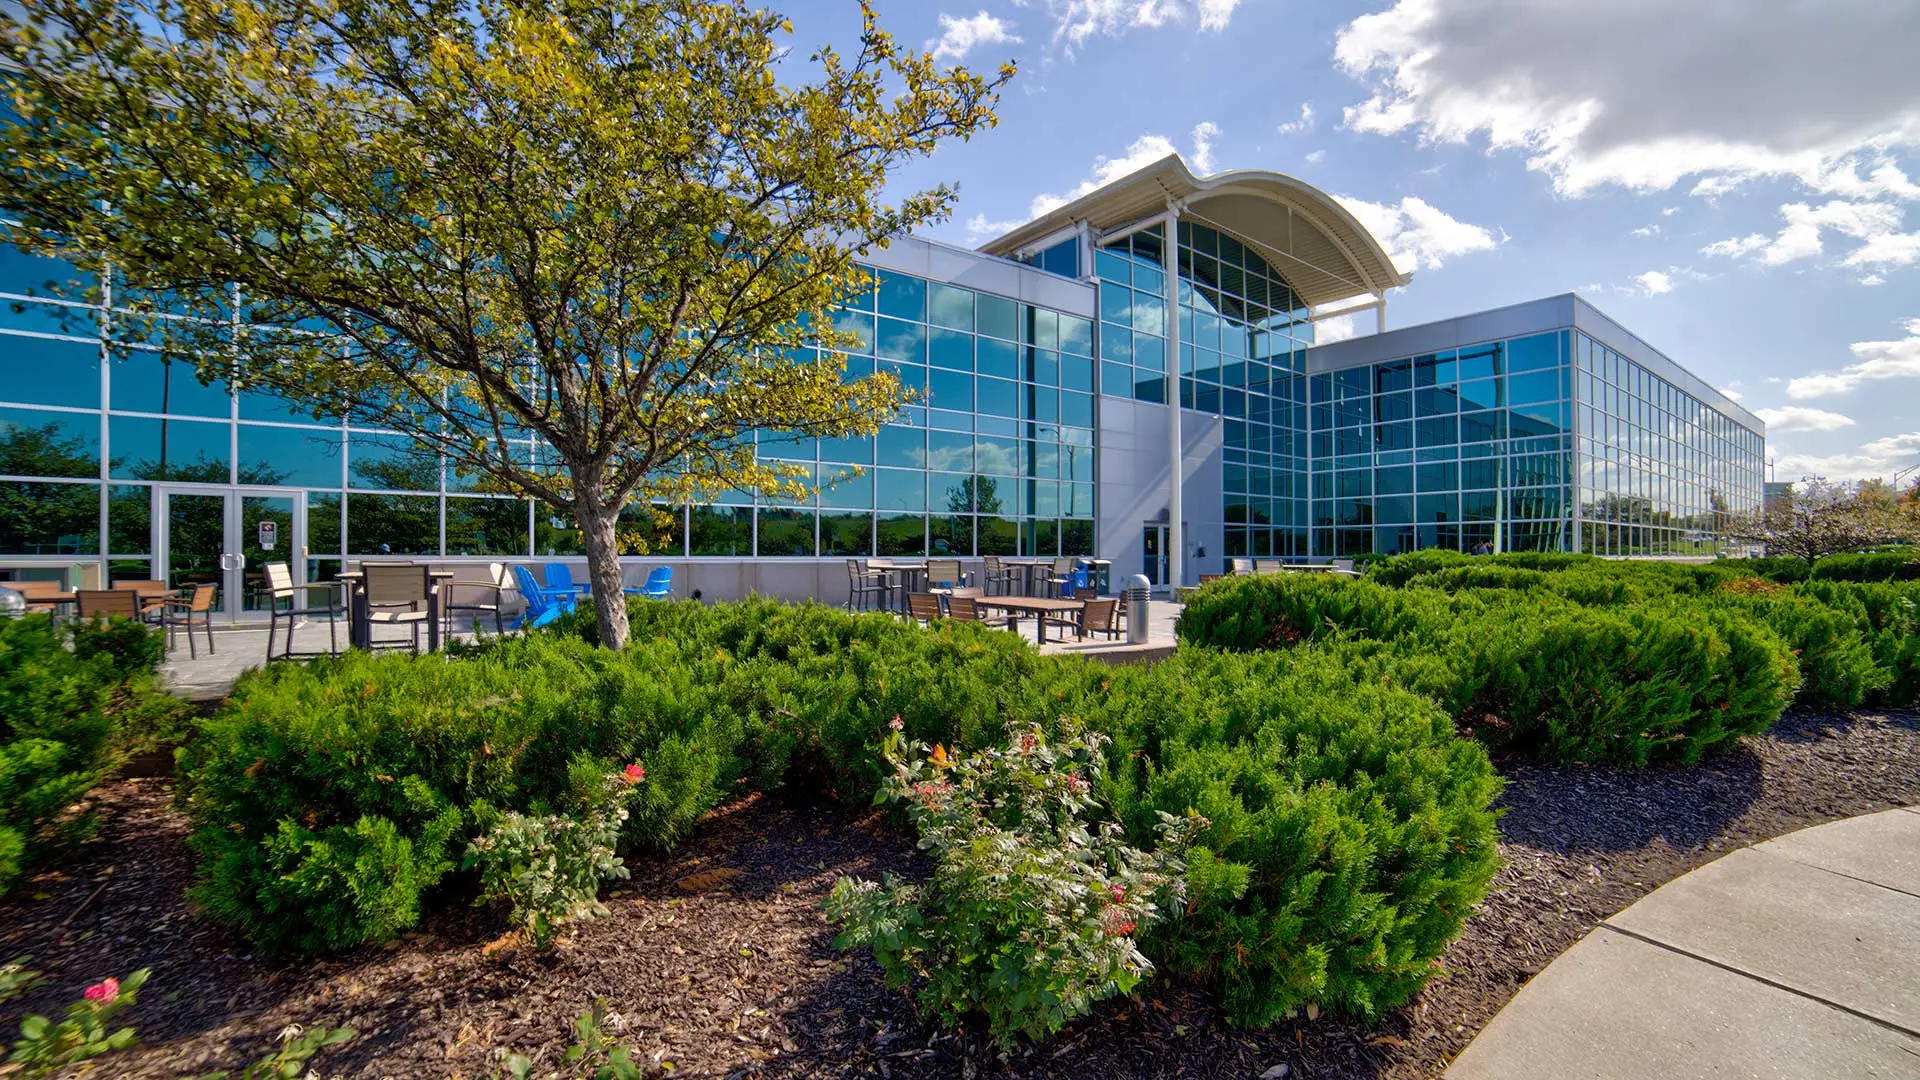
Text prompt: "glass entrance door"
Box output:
[[158, 488, 305, 621], [1142, 524, 1168, 586], [163, 491, 229, 612]]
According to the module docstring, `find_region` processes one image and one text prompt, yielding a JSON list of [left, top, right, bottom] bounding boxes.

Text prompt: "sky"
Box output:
[[779, 0, 1920, 485]]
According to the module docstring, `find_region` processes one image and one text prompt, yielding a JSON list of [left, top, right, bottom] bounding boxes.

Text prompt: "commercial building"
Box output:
[[0, 153, 1764, 608]]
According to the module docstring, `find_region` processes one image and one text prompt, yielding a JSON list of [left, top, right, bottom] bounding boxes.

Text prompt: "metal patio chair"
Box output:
[[155, 581, 218, 658], [265, 562, 342, 660]]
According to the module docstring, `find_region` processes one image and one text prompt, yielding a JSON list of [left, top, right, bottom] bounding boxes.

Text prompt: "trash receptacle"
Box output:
[[1125, 574, 1151, 645]]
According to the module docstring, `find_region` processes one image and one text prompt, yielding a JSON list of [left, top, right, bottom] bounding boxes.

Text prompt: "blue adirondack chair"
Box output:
[[626, 566, 672, 599], [512, 564, 574, 629], [544, 562, 590, 599]]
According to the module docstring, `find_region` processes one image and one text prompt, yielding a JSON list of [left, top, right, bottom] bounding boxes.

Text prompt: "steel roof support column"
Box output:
[[1165, 201, 1185, 591]]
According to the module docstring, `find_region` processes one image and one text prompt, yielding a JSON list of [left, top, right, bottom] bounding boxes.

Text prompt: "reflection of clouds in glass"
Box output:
[[976, 443, 1018, 475]]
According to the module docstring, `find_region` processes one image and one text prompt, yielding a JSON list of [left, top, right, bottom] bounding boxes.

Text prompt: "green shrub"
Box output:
[[1095, 648, 1502, 1025], [1712, 586, 1889, 709], [1363, 548, 1471, 586], [468, 768, 637, 949], [1807, 551, 1920, 582], [181, 599, 1504, 1036], [826, 726, 1201, 1047], [1794, 580, 1920, 706], [1176, 573, 1429, 651], [0, 614, 173, 895], [1740, 555, 1811, 583]]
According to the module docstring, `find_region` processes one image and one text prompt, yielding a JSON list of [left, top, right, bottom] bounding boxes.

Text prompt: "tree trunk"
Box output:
[[575, 492, 631, 651]]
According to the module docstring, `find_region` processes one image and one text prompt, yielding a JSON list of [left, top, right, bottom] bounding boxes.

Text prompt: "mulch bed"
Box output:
[[3, 707, 1917, 1079]]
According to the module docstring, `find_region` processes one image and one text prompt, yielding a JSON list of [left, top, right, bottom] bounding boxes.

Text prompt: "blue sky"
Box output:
[[783, 0, 1920, 484]]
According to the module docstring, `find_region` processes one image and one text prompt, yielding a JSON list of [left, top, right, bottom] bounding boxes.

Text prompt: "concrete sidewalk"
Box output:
[[1447, 806, 1920, 1079]]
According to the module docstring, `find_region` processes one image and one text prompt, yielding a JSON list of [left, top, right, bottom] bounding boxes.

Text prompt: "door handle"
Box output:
[[221, 553, 244, 571]]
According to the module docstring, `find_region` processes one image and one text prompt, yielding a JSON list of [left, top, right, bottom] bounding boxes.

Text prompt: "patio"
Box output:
[[154, 595, 1184, 702]]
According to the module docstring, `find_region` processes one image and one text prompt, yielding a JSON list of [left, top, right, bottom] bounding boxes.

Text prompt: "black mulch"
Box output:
[[2, 707, 1916, 1079]]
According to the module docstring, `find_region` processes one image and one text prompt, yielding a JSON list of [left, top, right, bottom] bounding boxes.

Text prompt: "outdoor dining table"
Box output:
[[998, 558, 1054, 597], [864, 560, 927, 611], [38, 585, 182, 616], [973, 595, 1086, 644], [335, 568, 455, 651]]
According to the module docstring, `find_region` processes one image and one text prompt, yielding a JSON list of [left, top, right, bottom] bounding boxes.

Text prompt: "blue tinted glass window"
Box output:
[[1506, 332, 1561, 373], [818, 468, 873, 509], [1061, 391, 1094, 428], [1132, 371, 1165, 404], [1060, 353, 1094, 393], [1025, 307, 1059, 349], [928, 368, 972, 412], [875, 317, 925, 363], [1133, 332, 1163, 371], [976, 294, 1018, 341], [1457, 342, 1502, 380], [0, 233, 88, 298], [875, 467, 925, 511], [1457, 378, 1502, 410], [876, 424, 923, 468], [928, 327, 972, 370], [1100, 285, 1132, 327], [1059, 315, 1093, 357], [238, 424, 342, 487], [0, 333, 100, 408], [1099, 328, 1132, 365], [819, 435, 873, 464], [877, 273, 927, 321], [977, 376, 1017, 418], [3, 299, 97, 339], [348, 431, 437, 490], [831, 308, 874, 353], [109, 416, 230, 482], [928, 283, 973, 331], [0, 405, 98, 478], [1508, 370, 1559, 405], [109, 349, 231, 417], [977, 336, 1018, 380], [928, 430, 973, 473]]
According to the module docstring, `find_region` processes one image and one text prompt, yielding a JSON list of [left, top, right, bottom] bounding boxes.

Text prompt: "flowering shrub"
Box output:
[[469, 766, 642, 950], [191, 1024, 357, 1080], [6, 967, 149, 1078], [824, 725, 1203, 1047]]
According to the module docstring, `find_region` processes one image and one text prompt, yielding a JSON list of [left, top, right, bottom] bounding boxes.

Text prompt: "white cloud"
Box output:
[[1786, 317, 1920, 398], [1027, 133, 1178, 217], [1191, 121, 1222, 173], [1662, 206, 1680, 216], [1630, 270, 1674, 295], [1722, 388, 1744, 401], [1313, 312, 1360, 343], [965, 212, 1024, 243], [1047, 0, 1242, 51], [1304, 149, 1325, 165], [1861, 273, 1887, 286], [1629, 224, 1662, 239], [1332, 0, 1920, 199], [1701, 200, 1908, 267], [929, 11, 1023, 61], [1752, 406, 1856, 433], [1334, 194, 1500, 272], [1772, 432, 1920, 482], [1277, 103, 1315, 135]]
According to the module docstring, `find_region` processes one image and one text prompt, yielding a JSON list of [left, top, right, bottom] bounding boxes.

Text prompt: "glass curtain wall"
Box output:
[[1308, 332, 1575, 556], [1574, 332, 1763, 556], [0, 228, 1097, 565]]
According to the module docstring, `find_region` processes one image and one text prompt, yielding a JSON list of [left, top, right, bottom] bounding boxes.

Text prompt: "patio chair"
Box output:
[[544, 563, 591, 599], [510, 564, 574, 629], [155, 581, 218, 658], [626, 566, 673, 599], [1073, 587, 1098, 601], [945, 595, 1016, 630], [10, 581, 65, 616], [362, 562, 434, 652], [1227, 557, 1253, 575], [1254, 558, 1284, 574], [926, 559, 967, 590], [980, 555, 1016, 597], [1046, 557, 1077, 597], [845, 559, 889, 612], [265, 562, 342, 660], [76, 589, 140, 620], [1079, 598, 1121, 641], [443, 562, 508, 636], [906, 592, 943, 625]]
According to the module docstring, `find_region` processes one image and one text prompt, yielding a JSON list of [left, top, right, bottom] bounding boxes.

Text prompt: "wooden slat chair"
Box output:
[[945, 594, 1016, 631], [77, 589, 140, 619], [926, 559, 967, 591], [906, 592, 943, 625], [155, 581, 218, 658], [362, 562, 433, 652], [1079, 598, 1121, 641], [10, 580, 65, 616], [265, 562, 341, 660]]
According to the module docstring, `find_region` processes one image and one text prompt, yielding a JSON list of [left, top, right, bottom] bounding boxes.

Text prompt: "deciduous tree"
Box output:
[[1737, 478, 1920, 562], [0, 0, 1010, 647]]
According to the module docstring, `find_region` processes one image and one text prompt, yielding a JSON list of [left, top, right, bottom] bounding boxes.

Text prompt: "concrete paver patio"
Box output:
[[1445, 806, 1920, 1080]]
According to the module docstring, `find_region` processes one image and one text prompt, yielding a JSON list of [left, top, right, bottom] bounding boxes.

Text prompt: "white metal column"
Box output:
[[1163, 202, 1184, 590]]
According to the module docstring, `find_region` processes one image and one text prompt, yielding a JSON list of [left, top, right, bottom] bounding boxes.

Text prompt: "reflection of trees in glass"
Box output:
[[346, 493, 438, 555], [0, 421, 95, 478], [351, 454, 440, 492], [0, 424, 99, 552], [944, 474, 1000, 514], [444, 497, 526, 557]]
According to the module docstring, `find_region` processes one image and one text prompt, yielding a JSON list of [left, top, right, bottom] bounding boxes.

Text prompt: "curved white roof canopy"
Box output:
[[977, 154, 1409, 309]]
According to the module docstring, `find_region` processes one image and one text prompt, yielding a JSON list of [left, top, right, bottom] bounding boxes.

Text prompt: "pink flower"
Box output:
[[889, 715, 904, 731], [1110, 884, 1127, 903], [83, 978, 119, 1003], [1099, 907, 1137, 937], [1017, 732, 1038, 754], [623, 763, 646, 784], [1065, 775, 1090, 794]]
